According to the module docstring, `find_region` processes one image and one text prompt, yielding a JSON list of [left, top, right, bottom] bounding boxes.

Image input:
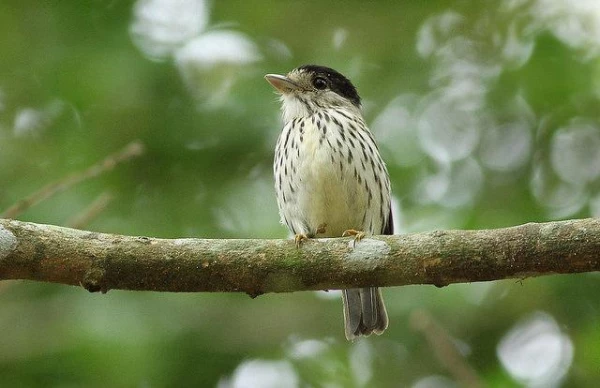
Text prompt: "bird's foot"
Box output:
[[294, 233, 309, 248], [342, 229, 365, 242]]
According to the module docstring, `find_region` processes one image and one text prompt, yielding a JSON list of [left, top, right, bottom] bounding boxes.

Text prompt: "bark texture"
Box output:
[[0, 218, 598, 295]]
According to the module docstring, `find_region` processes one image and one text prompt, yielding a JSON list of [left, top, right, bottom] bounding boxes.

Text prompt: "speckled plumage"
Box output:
[[266, 65, 392, 340]]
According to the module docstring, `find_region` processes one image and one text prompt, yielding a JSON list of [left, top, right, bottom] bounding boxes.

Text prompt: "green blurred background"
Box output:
[[2, 0, 600, 386]]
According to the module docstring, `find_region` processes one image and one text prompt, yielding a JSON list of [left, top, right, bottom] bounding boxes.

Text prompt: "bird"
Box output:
[[265, 65, 393, 340]]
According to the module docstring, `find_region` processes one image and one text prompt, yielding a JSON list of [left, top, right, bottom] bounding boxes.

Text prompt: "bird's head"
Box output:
[[265, 65, 362, 122]]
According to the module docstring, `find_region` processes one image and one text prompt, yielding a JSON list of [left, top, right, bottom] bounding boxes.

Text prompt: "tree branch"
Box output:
[[411, 309, 483, 388], [0, 218, 598, 296], [1, 141, 144, 219]]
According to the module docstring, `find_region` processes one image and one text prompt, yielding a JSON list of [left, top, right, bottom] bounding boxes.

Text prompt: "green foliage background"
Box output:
[[1, 1, 600, 386]]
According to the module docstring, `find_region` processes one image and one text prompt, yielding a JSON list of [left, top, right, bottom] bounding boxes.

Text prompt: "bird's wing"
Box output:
[[382, 207, 393, 235]]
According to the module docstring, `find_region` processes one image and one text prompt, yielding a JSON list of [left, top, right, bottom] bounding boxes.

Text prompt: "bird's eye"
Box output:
[[313, 77, 328, 90]]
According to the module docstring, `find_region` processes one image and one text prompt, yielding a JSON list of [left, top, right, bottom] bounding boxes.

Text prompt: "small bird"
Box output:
[[265, 65, 393, 340]]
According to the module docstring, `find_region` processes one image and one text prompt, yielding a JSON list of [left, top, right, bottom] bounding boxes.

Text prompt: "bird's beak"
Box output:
[[264, 74, 300, 93]]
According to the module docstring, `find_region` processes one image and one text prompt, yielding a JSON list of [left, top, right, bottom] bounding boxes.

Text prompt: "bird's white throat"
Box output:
[[279, 92, 362, 123]]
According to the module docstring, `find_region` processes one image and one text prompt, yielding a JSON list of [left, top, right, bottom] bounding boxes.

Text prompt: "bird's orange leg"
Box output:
[[295, 223, 328, 248], [342, 229, 366, 242], [294, 233, 308, 248]]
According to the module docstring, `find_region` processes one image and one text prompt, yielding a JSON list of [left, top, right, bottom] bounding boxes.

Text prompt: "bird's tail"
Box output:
[[342, 287, 388, 341]]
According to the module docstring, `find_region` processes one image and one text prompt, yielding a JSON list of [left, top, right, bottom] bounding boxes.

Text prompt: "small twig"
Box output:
[[411, 309, 484, 388], [1, 141, 144, 219], [66, 192, 113, 229]]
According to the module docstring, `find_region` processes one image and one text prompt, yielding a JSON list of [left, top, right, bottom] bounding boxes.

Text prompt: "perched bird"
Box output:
[[265, 65, 393, 340]]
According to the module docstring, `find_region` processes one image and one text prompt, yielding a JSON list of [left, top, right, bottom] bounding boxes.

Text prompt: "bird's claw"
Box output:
[[294, 233, 308, 248], [342, 229, 365, 242]]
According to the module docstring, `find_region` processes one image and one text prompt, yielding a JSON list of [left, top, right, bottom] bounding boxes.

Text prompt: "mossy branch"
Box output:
[[0, 218, 599, 296]]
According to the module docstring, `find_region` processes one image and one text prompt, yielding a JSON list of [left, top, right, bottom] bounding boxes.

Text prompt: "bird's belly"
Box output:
[[294, 131, 367, 237]]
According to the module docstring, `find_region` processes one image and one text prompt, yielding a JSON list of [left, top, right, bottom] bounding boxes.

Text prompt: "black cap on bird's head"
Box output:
[[296, 65, 361, 107], [265, 64, 361, 108]]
